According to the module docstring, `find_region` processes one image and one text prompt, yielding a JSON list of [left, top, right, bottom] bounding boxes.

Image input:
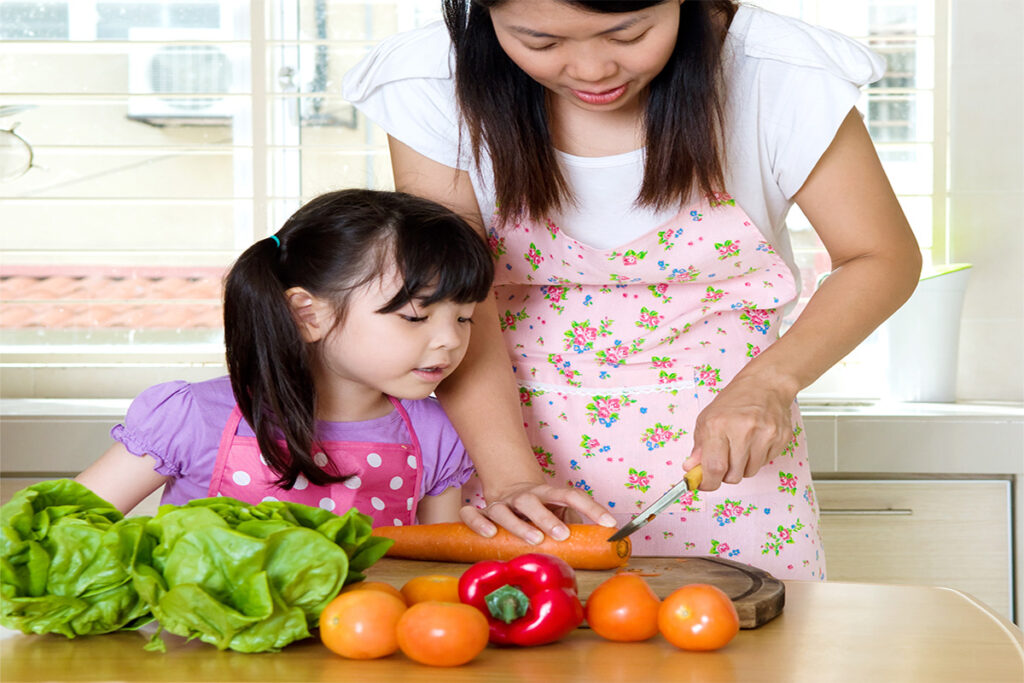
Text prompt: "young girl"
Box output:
[[343, 0, 922, 577], [76, 189, 495, 526]]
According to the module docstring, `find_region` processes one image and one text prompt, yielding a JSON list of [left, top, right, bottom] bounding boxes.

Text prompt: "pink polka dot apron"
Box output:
[[208, 396, 423, 527], [474, 193, 825, 580]]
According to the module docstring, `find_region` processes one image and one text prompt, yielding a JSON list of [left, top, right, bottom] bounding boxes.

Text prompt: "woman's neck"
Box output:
[[548, 91, 645, 157]]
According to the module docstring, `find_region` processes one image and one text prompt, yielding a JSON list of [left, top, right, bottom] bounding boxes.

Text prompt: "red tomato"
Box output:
[[584, 573, 661, 642], [658, 583, 739, 651], [396, 601, 490, 667]]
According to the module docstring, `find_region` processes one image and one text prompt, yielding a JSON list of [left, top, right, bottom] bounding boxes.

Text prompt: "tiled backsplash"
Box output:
[[800, 402, 1024, 475]]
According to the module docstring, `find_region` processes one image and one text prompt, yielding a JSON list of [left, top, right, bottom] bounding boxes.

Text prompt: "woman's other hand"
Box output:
[[459, 482, 617, 544]]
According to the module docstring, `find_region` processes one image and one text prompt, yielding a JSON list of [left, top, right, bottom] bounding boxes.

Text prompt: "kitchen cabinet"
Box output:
[[801, 403, 1024, 625], [814, 479, 1012, 619]]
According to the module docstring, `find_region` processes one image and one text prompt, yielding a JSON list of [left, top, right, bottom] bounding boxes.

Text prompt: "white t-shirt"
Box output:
[[552, 149, 676, 250], [342, 5, 885, 285]]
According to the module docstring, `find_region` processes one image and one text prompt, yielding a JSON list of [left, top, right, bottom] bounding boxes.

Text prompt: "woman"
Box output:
[[342, 0, 921, 578]]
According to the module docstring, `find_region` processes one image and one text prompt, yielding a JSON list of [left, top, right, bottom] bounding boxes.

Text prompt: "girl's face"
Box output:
[[489, 0, 682, 114], [316, 267, 477, 410]]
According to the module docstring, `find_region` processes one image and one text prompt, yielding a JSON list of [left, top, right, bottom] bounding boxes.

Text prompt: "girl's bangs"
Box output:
[[377, 218, 495, 313]]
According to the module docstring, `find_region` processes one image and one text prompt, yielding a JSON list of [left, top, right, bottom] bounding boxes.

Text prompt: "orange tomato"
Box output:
[[341, 580, 407, 605], [584, 573, 661, 642], [319, 590, 407, 659], [396, 601, 489, 667], [658, 583, 739, 651], [400, 574, 461, 605]]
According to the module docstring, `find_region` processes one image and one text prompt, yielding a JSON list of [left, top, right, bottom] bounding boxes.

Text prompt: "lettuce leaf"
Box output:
[[0, 480, 153, 637], [1, 481, 394, 652], [130, 496, 391, 652]]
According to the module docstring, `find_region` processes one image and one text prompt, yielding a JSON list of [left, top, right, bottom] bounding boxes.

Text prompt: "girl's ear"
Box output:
[[285, 287, 329, 343]]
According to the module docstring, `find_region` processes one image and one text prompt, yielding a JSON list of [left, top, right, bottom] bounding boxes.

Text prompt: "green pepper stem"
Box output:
[[484, 584, 530, 624]]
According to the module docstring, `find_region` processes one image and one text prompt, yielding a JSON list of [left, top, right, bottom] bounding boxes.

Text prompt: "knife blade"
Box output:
[[606, 465, 703, 542]]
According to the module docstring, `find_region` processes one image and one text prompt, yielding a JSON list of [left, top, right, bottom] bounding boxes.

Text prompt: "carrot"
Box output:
[[371, 523, 631, 570]]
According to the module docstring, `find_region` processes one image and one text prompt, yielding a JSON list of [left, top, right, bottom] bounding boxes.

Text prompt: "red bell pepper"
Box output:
[[458, 553, 584, 646]]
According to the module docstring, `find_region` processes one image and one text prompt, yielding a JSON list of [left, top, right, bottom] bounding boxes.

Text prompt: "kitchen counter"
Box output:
[[2, 580, 1021, 683]]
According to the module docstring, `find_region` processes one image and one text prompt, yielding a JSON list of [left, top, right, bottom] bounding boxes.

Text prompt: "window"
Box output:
[[756, 0, 943, 398], [0, 2, 69, 39], [0, 0, 442, 398], [0, 0, 944, 400]]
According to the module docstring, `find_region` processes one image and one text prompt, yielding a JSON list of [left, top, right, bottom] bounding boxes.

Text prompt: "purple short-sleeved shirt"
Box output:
[[111, 376, 475, 506]]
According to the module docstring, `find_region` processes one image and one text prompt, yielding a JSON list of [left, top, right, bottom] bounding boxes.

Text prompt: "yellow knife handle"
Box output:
[[684, 464, 703, 491]]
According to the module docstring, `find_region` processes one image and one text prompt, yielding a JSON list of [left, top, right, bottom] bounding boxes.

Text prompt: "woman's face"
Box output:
[[489, 0, 682, 114]]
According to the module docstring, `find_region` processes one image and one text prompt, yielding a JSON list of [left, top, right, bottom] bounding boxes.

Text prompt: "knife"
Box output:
[[606, 465, 703, 542]]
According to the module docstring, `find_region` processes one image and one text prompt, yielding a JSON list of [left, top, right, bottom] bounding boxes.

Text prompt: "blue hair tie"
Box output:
[[269, 235, 281, 247]]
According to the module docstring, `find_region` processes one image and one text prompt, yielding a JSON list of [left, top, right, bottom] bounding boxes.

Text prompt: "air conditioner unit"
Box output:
[[128, 28, 238, 126]]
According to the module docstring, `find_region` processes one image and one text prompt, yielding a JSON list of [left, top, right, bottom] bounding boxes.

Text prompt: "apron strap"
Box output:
[[208, 405, 244, 498], [386, 395, 424, 520]]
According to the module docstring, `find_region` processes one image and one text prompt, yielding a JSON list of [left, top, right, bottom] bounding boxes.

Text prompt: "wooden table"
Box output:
[[2, 581, 1021, 682]]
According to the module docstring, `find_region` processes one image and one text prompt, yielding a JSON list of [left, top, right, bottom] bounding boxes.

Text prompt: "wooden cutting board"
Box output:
[[366, 555, 784, 628]]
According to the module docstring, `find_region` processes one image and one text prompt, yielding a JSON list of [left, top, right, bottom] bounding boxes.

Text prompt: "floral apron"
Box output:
[[474, 194, 825, 580], [208, 396, 423, 527]]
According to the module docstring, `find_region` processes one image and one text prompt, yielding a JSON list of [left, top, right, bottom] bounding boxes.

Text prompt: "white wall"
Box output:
[[948, 0, 1024, 402]]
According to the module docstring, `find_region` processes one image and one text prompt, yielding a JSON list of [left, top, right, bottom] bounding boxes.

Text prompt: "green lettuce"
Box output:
[[0, 479, 153, 637], [1, 481, 393, 653], [132, 497, 392, 652]]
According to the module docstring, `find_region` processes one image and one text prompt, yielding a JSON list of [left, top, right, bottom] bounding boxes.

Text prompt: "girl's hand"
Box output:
[[459, 482, 617, 545], [682, 369, 798, 491]]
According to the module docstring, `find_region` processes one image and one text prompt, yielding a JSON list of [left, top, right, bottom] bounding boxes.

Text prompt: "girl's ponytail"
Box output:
[[223, 236, 335, 488]]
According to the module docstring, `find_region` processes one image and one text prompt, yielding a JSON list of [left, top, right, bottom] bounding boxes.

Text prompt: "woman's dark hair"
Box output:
[[223, 189, 495, 489], [443, 0, 738, 220]]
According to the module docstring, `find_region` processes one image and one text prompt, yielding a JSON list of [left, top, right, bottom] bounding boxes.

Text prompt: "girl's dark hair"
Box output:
[[223, 189, 494, 489], [443, 0, 738, 220]]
